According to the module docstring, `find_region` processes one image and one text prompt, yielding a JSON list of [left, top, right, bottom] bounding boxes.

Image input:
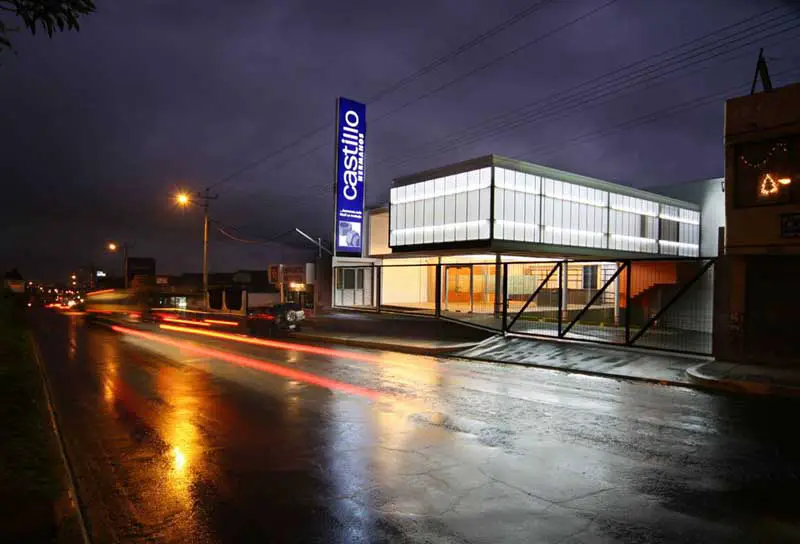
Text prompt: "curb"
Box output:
[[29, 334, 92, 544], [291, 332, 477, 356], [686, 363, 800, 398]]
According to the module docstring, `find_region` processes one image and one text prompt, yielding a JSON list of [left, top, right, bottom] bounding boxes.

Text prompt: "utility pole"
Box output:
[[122, 243, 129, 289], [197, 188, 218, 306]]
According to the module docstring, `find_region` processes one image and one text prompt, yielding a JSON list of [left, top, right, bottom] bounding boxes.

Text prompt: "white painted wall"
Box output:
[[368, 211, 391, 256], [381, 264, 431, 305]]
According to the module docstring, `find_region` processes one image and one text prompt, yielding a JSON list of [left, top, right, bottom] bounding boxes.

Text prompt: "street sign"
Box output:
[[334, 97, 366, 256]]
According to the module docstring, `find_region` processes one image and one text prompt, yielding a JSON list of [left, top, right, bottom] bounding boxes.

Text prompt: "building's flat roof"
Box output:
[[392, 154, 699, 210]]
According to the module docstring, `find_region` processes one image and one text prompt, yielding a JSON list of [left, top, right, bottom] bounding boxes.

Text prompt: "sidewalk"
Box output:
[[296, 310, 492, 355], [302, 311, 800, 396], [687, 361, 800, 397], [456, 335, 702, 386], [0, 299, 84, 542]]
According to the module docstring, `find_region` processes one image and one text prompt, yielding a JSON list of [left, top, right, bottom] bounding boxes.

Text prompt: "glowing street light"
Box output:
[[173, 188, 217, 307], [71, 274, 77, 280], [106, 241, 131, 288]]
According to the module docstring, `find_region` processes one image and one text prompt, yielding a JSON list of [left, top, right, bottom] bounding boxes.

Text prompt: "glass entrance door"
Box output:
[[443, 265, 473, 313]]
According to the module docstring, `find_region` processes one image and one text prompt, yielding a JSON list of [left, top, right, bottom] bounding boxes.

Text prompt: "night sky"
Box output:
[[1, 0, 799, 281]]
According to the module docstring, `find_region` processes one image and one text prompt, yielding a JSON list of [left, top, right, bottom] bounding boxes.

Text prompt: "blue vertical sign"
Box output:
[[334, 97, 366, 255]]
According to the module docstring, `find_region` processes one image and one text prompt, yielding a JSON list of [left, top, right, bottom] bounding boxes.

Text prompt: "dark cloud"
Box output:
[[1, 0, 798, 279]]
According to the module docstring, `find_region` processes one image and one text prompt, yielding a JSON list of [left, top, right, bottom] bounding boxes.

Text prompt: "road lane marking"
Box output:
[[112, 325, 382, 400]]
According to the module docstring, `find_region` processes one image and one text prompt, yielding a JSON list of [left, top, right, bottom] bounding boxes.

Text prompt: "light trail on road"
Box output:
[[158, 323, 390, 364], [112, 325, 383, 400]]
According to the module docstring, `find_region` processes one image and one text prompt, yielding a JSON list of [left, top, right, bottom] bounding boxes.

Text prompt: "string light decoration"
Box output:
[[759, 173, 793, 198], [759, 174, 779, 196], [740, 142, 788, 168]]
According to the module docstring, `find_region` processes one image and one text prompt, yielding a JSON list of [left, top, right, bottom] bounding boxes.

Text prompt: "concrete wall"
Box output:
[[381, 264, 433, 306]]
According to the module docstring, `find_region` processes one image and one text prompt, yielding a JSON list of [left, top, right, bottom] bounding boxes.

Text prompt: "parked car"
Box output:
[[247, 303, 304, 337]]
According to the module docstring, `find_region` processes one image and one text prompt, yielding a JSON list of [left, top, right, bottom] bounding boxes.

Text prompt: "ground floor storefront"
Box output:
[[333, 253, 715, 355]]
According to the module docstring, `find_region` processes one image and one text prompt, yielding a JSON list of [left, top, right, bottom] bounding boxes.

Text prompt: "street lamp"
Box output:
[[175, 188, 217, 307], [107, 241, 130, 289]]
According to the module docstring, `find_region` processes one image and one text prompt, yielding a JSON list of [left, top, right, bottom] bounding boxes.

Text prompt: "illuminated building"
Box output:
[[331, 154, 724, 353]]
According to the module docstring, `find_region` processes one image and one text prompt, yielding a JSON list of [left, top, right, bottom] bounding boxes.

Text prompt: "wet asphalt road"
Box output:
[[32, 311, 800, 543]]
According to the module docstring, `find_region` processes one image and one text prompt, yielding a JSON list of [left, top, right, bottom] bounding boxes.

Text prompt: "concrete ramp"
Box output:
[[456, 335, 704, 385]]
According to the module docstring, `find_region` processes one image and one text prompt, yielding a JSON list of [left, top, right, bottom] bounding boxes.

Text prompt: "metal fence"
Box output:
[[333, 257, 715, 355]]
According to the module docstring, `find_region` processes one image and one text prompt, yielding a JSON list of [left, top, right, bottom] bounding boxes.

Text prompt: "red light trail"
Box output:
[[158, 323, 389, 364], [111, 325, 382, 400]]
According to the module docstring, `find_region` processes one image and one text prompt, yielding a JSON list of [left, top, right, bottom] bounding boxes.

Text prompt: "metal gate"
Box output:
[[503, 258, 716, 355]]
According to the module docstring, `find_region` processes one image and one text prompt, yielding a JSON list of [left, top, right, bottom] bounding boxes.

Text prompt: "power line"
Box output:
[[226, 1, 789, 193], [213, 0, 622, 197], [376, 7, 798, 172], [208, 121, 330, 190], [212, 4, 799, 236], [208, 0, 559, 191], [370, 0, 621, 126], [243, 64, 800, 244], [211, 219, 296, 245], [365, 0, 557, 103], [519, 65, 800, 162]]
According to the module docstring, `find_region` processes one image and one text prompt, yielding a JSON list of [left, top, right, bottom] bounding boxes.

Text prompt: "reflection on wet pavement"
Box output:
[[32, 311, 800, 543]]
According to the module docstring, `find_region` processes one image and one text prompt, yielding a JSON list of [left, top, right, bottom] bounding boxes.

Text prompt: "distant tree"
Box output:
[[0, 0, 96, 55]]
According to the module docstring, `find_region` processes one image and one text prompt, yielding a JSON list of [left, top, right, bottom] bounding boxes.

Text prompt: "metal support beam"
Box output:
[[557, 262, 563, 335], [502, 263, 509, 333], [435, 264, 442, 318], [624, 260, 632, 344], [375, 265, 382, 312]]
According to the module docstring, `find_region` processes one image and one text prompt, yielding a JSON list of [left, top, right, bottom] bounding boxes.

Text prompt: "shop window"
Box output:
[[582, 265, 598, 290], [343, 269, 355, 289], [659, 218, 679, 242]]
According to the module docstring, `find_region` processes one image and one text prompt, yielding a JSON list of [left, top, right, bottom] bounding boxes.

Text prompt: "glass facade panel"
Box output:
[[389, 165, 700, 255], [389, 167, 492, 247]]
